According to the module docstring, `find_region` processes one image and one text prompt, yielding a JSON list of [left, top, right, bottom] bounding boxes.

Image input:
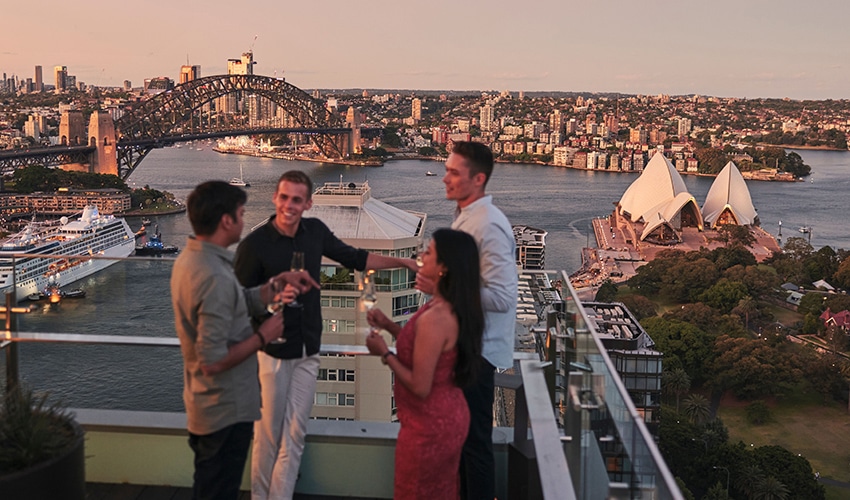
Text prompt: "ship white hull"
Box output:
[[5, 239, 136, 302], [0, 207, 137, 302]]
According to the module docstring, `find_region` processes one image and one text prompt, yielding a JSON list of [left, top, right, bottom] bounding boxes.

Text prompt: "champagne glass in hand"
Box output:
[[414, 239, 428, 268], [361, 271, 380, 334], [288, 251, 305, 308], [265, 278, 287, 344]]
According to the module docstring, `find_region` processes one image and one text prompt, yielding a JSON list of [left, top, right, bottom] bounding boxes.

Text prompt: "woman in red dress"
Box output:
[[366, 228, 484, 500]]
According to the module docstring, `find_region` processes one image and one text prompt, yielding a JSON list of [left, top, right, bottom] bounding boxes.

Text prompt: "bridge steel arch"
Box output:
[[115, 74, 347, 179]]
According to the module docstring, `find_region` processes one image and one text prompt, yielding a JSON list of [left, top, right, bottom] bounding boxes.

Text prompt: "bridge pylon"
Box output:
[[88, 111, 119, 176]]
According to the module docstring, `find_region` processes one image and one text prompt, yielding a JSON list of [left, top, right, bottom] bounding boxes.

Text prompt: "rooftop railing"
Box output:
[[1, 254, 681, 499]]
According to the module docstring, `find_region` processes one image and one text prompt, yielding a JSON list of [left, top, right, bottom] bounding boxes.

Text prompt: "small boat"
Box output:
[[799, 226, 811, 234], [141, 218, 152, 226], [425, 171, 437, 176], [26, 271, 86, 302], [135, 226, 147, 238], [135, 225, 179, 256], [229, 165, 250, 187]]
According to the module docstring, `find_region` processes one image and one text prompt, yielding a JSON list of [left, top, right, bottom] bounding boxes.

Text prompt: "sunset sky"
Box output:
[[3, 0, 849, 99]]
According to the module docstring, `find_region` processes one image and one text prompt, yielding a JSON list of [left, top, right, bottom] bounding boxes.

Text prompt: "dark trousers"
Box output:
[[461, 359, 496, 500], [188, 421, 254, 500]]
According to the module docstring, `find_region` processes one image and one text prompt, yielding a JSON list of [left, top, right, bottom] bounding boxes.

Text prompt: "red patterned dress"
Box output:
[[393, 301, 470, 500]]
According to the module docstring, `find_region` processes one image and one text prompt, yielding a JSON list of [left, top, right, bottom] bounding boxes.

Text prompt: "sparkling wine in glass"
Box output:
[[414, 239, 428, 268], [265, 277, 287, 344], [361, 271, 378, 311], [361, 271, 380, 334], [288, 251, 305, 308]]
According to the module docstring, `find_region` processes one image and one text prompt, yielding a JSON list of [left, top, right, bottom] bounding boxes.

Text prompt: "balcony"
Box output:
[[1, 253, 682, 499]]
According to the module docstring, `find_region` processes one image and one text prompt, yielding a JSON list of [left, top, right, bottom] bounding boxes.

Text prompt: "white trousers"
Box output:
[[251, 351, 320, 500]]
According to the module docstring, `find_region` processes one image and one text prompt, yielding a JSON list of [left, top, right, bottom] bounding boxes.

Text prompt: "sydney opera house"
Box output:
[[617, 152, 759, 245], [573, 152, 779, 292]]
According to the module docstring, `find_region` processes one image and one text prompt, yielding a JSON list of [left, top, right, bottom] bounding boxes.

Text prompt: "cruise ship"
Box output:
[[0, 205, 136, 301]]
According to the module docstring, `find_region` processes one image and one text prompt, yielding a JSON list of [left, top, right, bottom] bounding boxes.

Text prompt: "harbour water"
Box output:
[[10, 147, 850, 411]]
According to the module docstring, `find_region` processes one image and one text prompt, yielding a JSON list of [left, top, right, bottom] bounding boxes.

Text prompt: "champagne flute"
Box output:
[[414, 238, 428, 268], [265, 277, 287, 344], [361, 271, 380, 334], [288, 251, 305, 308]]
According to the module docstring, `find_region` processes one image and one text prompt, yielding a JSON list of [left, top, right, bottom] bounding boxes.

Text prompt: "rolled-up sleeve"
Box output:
[[194, 278, 238, 366]]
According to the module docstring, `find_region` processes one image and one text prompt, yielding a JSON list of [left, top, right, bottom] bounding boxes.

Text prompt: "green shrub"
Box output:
[[0, 386, 76, 473], [745, 400, 772, 425]]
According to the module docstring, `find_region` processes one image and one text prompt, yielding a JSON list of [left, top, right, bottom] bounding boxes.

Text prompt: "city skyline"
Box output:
[[3, 0, 850, 100]]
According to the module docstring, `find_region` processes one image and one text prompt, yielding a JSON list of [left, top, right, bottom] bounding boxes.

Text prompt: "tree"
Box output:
[[752, 476, 789, 500], [712, 225, 756, 249], [710, 245, 757, 270], [783, 237, 814, 262], [643, 317, 715, 384], [594, 279, 618, 302], [682, 394, 711, 424], [833, 254, 850, 290], [751, 445, 824, 499], [618, 294, 657, 320], [702, 482, 729, 500], [663, 368, 691, 411], [699, 279, 750, 314], [381, 126, 402, 148], [710, 335, 802, 399]]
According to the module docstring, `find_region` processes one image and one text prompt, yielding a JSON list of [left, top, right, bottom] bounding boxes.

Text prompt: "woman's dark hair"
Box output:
[[432, 228, 484, 387]]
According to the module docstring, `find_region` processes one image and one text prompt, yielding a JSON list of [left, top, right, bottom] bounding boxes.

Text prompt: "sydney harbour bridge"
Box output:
[[0, 74, 376, 180]]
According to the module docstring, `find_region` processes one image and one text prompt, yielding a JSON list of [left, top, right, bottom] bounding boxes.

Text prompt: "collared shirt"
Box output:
[[234, 216, 368, 359], [171, 236, 267, 435], [452, 195, 518, 369]]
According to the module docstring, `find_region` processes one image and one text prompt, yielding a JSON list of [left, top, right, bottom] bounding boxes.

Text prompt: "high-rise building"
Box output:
[[227, 52, 255, 75], [678, 117, 692, 138], [24, 115, 40, 140], [480, 104, 495, 132], [123, 80, 132, 91], [143, 77, 174, 95], [308, 181, 425, 421], [180, 65, 201, 84], [34, 66, 43, 92], [54, 66, 67, 93], [411, 98, 422, 121]]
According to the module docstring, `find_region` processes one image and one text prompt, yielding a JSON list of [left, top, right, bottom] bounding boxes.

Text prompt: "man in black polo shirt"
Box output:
[[234, 170, 417, 500]]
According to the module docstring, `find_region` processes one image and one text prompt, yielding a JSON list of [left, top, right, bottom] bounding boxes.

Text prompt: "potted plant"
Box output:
[[0, 385, 86, 500]]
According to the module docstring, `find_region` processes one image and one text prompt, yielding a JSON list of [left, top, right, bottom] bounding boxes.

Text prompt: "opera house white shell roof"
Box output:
[[619, 153, 691, 222], [618, 153, 703, 239], [702, 161, 758, 228]]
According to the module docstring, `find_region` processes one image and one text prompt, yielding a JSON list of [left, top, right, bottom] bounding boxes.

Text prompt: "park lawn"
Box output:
[[764, 302, 802, 327], [718, 389, 850, 482]]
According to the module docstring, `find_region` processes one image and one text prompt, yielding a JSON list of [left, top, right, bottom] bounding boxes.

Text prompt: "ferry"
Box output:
[[0, 206, 136, 301]]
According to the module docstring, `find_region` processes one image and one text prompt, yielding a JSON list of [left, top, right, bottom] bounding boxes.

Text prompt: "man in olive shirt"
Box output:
[[171, 181, 317, 500]]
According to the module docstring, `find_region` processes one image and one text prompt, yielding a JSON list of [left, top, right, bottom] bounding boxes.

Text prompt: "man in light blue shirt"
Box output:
[[443, 141, 518, 499]]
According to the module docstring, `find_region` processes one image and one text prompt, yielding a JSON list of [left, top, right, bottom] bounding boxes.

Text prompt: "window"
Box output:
[[314, 392, 356, 406], [318, 368, 355, 382], [392, 293, 420, 316], [323, 319, 356, 333]]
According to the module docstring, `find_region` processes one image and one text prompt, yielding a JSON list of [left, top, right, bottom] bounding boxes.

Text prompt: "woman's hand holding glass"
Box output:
[[365, 309, 390, 356]]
